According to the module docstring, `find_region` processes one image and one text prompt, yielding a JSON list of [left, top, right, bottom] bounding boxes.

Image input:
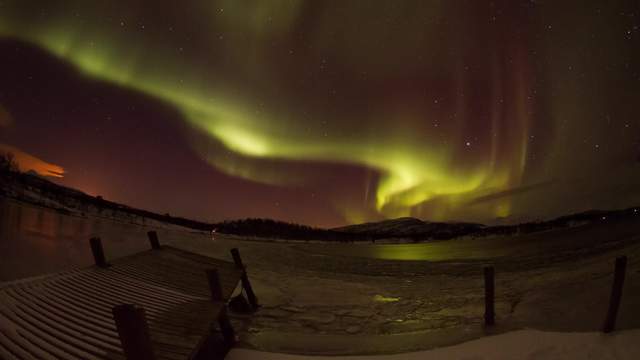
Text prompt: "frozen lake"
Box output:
[[0, 198, 201, 281], [2, 198, 639, 355], [2, 196, 640, 279]]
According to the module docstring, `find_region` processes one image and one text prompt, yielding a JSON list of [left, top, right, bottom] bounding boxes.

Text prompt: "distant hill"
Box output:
[[0, 167, 212, 231], [334, 208, 640, 241], [334, 217, 485, 240], [1, 162, 638, 242], [212, 218, 354, 242]]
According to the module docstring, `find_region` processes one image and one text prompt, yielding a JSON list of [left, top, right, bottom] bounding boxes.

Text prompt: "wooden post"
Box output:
[[112, 304, 155, 360], [230, 248, 259, 309], [206, 269, 224, 301], [90, 237, 109, 267], [230, 248, 243, 269], [147, 231, 160, 250], [603, 256, 627, 333], [218, 306, 236, 347], [241, 273, 259, 309], [484, 266, 495, 326]]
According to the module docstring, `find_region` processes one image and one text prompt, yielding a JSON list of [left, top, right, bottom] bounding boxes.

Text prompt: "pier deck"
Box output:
[[0, 243, 249, 359]]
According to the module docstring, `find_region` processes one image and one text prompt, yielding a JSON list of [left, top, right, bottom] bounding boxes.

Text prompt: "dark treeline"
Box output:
[[7, 169, 213, 230], [365, 222, 484, 241], [0, 152, 18, 173], [473, 208, 639, 237], [2, 151, 638, 242], [0, 152, 212, 230], [213, 218, 358, 242]]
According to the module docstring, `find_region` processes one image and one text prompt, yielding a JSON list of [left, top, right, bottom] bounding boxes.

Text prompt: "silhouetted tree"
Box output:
[[0, 152, 18, 173], [212, 218, 358, 242]]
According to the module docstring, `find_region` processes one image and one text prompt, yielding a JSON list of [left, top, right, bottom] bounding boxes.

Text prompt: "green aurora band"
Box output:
[[0, 1, 550, 223]]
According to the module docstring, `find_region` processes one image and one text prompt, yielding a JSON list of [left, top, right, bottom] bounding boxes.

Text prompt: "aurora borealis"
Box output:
[[1, 1, 639, 227]]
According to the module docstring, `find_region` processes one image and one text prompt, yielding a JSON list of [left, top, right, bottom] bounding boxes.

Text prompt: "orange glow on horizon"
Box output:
[[0, 143, 65, 178]]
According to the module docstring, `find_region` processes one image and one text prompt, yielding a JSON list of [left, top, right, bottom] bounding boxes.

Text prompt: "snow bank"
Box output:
[[227, 329, 640, 360]]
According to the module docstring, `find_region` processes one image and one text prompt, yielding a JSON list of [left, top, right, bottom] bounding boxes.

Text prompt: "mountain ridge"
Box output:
[[1, 164, 638, 241]]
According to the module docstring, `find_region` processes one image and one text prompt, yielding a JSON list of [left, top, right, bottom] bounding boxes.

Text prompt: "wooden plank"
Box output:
[[46, 278, 211, 336], [12, 301, 114, 358], [120, 248, 241, 288], [120, 256, 212, 284], [73, 271, 192, 309], [7, 288, 122, 351], [164, 246, 233, 267], [0, 245, 244, 360], [8, 302, 104, 359], [1, 308, 78, 360], [88, 268, 197, 302], [0, 330, 41, 360], [1, 306, 62, 360], [0, 339, 22, 360], [28, 284, 119, 335], [110, 263, 209, 298], [57, 275, 173, 314]]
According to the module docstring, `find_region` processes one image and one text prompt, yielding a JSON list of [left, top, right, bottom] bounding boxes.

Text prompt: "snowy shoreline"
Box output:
[[3, 197, 640, 356], [228, 329, 640, 359]]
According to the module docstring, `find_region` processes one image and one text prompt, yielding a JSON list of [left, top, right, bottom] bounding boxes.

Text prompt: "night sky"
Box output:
[[1, 1, 639, 227]]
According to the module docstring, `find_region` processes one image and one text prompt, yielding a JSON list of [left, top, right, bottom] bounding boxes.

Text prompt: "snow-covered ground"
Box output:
[[2, 199, 640, 357], [166, 217, 640, 355], [227, 329, 640, 360]]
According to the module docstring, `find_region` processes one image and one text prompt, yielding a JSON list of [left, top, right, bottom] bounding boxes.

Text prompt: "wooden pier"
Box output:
[[0, 232, 257, 359]]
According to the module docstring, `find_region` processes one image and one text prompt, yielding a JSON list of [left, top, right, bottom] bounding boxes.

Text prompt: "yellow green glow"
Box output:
[[0, 2, 533, 223], [373, 295, 400, 303]]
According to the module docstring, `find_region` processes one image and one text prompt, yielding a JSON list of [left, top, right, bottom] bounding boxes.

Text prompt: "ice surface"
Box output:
[[227, 329, 640, 360]]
